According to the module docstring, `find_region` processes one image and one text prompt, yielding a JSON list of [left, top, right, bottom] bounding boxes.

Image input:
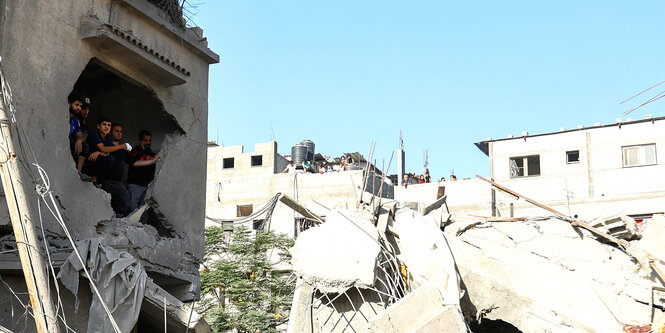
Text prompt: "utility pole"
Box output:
[[0, 67, 60, 333]]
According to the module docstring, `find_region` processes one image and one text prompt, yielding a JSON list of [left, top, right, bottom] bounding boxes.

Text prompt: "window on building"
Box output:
[[622, 144, 656, 167], [251, 155, 263, 167], [236, 204, 253, 217], [223, 157, 234, 169], [566, 150, 580, 164], [509, 155, 540, 178]]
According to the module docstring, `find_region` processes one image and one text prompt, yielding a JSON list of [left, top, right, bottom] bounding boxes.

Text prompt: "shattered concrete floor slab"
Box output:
[[445, 217, 654, 332], [290, 209, 382, 294]]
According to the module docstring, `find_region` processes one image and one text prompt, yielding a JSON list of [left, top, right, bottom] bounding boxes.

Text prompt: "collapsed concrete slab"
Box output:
[[368, 284, 466, 333], [445, 217, 653, 332], [393, 208, 462, 306], [290, 209, 381, 294]]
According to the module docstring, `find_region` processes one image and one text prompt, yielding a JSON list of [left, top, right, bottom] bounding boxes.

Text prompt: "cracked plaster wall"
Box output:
[[0, 0, 216, 300]]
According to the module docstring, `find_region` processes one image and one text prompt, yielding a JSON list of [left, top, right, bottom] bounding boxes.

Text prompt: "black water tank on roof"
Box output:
[[291, 144, 308, 165], [301, 140, 315, 161]]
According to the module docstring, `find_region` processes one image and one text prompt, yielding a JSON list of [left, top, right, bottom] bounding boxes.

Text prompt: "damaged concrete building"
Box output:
[[0, 0, 217, 331], [279, 120, 665, 332]]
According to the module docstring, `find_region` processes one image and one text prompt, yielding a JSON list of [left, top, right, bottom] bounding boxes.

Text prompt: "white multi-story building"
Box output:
[[475, 116, 665, 219], [396, 116, 665, 220]]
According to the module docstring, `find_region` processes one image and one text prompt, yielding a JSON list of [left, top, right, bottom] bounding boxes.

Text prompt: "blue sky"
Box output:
[[196, 1, 665, 180]]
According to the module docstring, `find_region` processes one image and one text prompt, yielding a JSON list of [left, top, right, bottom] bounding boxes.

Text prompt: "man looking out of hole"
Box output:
[[127, 130, 159, 211], [68, 93, 86, 176], [101, 123, 131, 217], [84, 116, 131, 186]]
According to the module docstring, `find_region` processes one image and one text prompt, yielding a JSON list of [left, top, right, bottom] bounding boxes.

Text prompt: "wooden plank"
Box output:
[[279, 194, 324, 223], [422, 195, 447, 216], [476, 174, 628, 248]]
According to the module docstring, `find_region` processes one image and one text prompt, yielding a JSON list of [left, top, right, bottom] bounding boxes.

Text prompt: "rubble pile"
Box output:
[[285, 191, 665, 332], [446, 217, 655, 332]]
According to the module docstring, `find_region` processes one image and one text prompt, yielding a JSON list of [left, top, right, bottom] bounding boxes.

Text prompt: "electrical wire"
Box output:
[[0, 60, 121, 333]]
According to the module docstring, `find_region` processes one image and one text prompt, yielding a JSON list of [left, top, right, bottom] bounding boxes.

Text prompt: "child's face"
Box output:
[[98, 121, 112, 135]]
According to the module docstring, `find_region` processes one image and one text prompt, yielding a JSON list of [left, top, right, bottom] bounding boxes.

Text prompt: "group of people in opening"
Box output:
[[68, 92, 159, 217], [282, 155, 356, 174]]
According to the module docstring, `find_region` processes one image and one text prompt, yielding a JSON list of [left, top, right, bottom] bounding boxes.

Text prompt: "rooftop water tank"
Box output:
[[291, 144, 308, 165], [301, 140, 315, 161]]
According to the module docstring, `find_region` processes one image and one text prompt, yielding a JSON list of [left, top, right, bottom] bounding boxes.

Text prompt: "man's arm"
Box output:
[[96, 143, 127, 153], [74, 132, 83, 154], [132, 155, 160, 167]]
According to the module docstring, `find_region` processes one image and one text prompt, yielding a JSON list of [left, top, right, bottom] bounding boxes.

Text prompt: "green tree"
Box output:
[[198, 226, 295, 333]]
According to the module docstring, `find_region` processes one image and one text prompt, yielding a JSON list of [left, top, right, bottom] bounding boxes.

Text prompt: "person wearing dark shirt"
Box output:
[[75, 97, 92, 178], [127, 130, 160, 211], [68, 93, 86, 176], [101, 123, 131, 216], [83, 116, 131, 185]]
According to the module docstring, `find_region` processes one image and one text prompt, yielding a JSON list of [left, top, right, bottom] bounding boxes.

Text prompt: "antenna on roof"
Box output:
[[423, 149, 429, 168], [216, 125, 219, 144], [269, 121, 275, 142]]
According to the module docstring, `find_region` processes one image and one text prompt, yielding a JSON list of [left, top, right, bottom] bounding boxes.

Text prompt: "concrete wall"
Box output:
[[394, 180, 492, 216], [0, 0, 217, 302], [207, 150, 395, 238]]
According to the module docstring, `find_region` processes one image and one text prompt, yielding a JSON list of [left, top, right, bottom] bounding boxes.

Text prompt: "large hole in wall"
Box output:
[[71, 59, 182, 151], [69, 59, 182, 222]]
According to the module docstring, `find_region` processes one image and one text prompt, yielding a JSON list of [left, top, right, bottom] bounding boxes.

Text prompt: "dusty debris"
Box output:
[[445, 217, 654, 332], [368, 284, 466, 333], [290, 208, 381, 293], [393, 208, 462, 305], [286, 198, 465, 332]]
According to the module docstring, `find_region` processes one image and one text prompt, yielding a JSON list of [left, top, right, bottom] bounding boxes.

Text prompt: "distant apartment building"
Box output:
[[396, 116, 665, 220], [476, 115, 665, 218], [206, 141, 393, 238]]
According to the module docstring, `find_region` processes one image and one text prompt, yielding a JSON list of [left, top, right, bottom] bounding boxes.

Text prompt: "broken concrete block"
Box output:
[[290, 209, 381, 293], [590, 214, 640, 240], [637, 214, 665, 260], [412, 305, 467, 333], [393, 208, 461, 305], [286, 280, 316, 333], [445, 217, 653, 332], [652, 310, 665, 333], [368, 284, 446, 333]]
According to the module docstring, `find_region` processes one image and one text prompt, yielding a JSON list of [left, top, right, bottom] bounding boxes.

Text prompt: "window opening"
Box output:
[[622, 144, 656, 167], [509, 155, 540, 178], [236, 204, 253, 217], [223, 157, 235, 169], [251, 155, 263, 167], [566, 150, 580, 164]]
